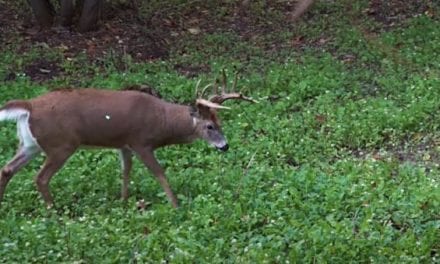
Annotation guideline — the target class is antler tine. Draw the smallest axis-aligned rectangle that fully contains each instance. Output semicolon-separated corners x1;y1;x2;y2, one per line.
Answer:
232;68;239;92
209;93;258;104
221;69;227;94
213;78;219;95
195;79;215;100
194;79;202;97
205;68;258;105
200;84;213;98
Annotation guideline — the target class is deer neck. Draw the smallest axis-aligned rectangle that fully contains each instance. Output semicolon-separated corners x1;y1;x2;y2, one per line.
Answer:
158;103;198;147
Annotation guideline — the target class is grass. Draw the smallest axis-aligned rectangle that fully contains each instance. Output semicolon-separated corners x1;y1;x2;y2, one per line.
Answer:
0;0;439;262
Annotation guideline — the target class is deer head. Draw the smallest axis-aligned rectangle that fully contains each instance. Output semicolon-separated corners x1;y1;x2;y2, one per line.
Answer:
191;69;257;152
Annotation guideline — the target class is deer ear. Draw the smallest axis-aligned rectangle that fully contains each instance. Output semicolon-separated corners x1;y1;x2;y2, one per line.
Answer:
194;102;211;118
189;106;200;118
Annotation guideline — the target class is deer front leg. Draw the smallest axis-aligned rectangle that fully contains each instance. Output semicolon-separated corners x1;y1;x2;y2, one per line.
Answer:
0;147;40;204
132;146;178;208
119;147;132;200
35;148;75;208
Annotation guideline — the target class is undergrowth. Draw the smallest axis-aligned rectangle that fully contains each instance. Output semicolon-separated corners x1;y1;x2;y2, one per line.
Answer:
0;0;439;262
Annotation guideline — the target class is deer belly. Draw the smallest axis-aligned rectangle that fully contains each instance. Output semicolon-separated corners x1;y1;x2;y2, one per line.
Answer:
78;127;132;148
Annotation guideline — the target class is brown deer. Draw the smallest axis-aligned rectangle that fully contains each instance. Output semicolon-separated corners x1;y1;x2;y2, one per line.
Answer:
0;72;256;208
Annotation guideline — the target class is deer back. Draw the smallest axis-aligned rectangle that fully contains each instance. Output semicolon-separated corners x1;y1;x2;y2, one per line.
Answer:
27;89;171;149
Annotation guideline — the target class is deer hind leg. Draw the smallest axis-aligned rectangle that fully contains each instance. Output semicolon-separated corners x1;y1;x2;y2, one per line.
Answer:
35;147;75;208
0;146;40;203
132;146;178;208
119;147;132;200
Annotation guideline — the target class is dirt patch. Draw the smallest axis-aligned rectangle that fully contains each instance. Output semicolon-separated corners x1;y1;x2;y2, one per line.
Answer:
173;63;210;78
0;3;169;63
0;1;303;82
365;0;435;29
23;58;63;82
1;1;437;83
351;135;440;169
1;1;297;61
23;7;169;62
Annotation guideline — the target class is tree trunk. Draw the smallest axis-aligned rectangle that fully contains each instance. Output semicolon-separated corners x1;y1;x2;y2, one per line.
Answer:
28;0;55;28
79;0;102;32
60;0;74;27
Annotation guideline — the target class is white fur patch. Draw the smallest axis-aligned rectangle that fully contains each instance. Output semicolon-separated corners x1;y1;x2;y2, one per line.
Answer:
0;108;41;150
17;113;40;150
119;148;132;172
0;108;28;122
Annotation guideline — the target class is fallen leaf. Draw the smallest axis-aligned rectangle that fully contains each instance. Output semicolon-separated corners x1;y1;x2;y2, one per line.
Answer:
422;154;431;161
372;153;382;160
39;68;51;73
315;114;327;124
188;27;201;35
318;37;331;44
291;36;304;46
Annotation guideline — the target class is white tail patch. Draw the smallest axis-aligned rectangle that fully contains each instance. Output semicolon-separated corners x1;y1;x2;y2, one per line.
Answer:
0;108;41;150
0;108;29;122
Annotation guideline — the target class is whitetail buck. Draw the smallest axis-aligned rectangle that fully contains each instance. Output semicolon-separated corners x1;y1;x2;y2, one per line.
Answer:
0;71;256;208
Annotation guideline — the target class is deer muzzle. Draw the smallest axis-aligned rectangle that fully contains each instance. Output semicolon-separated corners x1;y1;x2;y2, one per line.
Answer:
218;143;229;152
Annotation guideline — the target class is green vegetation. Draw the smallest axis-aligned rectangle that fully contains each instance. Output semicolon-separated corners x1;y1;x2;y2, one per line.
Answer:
0;1;439;262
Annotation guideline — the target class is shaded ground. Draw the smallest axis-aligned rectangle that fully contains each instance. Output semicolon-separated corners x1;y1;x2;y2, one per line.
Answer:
351;135;440;169
23;58;63;82
366;0;435;29
0;3;168;60
1;1;297;82
0;0;436;83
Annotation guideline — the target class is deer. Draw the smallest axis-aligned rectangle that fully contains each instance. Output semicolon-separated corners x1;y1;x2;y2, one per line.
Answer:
0;71;256;208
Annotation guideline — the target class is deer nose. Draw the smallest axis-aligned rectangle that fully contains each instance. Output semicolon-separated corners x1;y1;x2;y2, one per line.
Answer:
219;144;229;152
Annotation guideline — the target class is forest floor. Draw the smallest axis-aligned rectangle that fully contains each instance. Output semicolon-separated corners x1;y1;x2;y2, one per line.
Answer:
0;0;439;262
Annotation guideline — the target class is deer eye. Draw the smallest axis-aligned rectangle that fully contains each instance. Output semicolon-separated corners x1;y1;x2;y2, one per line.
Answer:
207;124;214;130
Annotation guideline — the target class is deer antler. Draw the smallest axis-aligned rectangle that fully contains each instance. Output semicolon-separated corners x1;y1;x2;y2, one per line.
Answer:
195;98;230;109
195;69;257;109
195;79;214;98
209;69;258;105
195;78;230;109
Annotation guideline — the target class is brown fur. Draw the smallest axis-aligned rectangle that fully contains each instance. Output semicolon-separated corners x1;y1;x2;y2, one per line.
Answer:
26;89;195;150
122;84;162;98
0;100;32;112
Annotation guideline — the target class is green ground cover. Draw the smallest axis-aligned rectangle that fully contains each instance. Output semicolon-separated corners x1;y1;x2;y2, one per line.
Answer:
0;1;439;262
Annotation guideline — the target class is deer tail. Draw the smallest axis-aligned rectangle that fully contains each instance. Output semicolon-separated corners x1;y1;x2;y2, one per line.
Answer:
0;100;32;122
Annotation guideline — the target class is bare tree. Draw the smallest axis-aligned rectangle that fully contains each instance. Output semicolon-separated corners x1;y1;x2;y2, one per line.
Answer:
27;0;102;32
